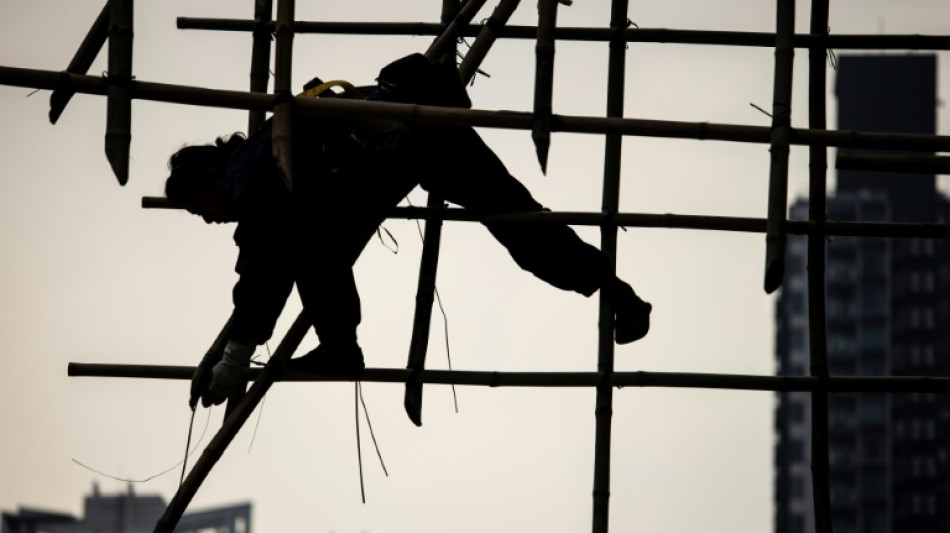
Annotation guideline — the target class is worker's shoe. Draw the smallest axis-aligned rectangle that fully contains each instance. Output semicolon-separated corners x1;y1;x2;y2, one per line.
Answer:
606;278;652;344
286;343;365;375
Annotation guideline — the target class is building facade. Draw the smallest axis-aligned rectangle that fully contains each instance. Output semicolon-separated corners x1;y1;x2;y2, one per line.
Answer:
774;55;950;533
1;483;251;533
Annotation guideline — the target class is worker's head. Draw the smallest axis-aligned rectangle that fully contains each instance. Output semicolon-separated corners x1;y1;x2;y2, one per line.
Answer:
165;134;245;224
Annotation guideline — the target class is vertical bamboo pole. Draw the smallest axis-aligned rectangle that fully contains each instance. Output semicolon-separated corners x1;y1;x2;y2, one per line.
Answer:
806;1;832;531
248;0;273;134
592;1;627;531
764;0;796;294
49;3;110;124
458;0;522;85
272;0;294;190
532;0;557;173
404;0;459;427
153;312;311;533
105;0;133;186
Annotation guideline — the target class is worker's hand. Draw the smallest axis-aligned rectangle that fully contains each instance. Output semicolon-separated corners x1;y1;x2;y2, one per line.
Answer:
200;340;255;408
189;347;225;410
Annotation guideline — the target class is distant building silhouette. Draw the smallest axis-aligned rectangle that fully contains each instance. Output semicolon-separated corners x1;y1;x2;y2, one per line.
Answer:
773;55;950;533
1;483;250;533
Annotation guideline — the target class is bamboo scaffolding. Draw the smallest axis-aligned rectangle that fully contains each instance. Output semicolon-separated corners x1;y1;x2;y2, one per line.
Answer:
532;0;557;173
247;0;273;134
592;2;627;531
836;152;950;174
105;0;133;186
458;0;521;84
140;200;950;238
403;0;457;429
49;2;110;124
7;66;950;152
176;18;950;50
806;1;831;531
67;363;950;393
763;0;795;295
271;0;294;190
153;312;311;533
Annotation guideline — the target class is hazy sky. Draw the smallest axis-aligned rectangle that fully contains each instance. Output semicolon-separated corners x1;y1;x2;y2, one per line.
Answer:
1;1;947;532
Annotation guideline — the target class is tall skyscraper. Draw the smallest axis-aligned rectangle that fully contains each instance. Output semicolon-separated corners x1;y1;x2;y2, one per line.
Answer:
774;55;950;533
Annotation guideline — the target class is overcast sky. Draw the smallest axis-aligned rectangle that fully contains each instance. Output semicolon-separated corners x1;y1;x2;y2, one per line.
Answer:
1;1;948;532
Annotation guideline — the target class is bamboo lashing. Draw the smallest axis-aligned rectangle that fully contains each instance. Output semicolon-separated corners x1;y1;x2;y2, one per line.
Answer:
104;0;133;186
458;0;522;84
806;1;832;531
763;0;795;295
424;0;489;60
49;3;110;124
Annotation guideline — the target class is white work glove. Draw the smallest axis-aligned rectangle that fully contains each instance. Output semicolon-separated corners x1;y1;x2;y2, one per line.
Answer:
201;340;255;407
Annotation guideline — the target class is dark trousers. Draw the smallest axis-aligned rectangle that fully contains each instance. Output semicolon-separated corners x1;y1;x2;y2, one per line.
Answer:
295;125;611;344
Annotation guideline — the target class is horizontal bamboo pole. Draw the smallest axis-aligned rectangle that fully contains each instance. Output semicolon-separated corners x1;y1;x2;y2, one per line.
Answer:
140;200;950;238
836;152;950;174
176;18;950;50
5;65;950;152
67;362;950;393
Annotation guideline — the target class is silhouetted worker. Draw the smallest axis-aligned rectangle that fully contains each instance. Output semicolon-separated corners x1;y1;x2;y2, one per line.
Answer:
167;55;652;409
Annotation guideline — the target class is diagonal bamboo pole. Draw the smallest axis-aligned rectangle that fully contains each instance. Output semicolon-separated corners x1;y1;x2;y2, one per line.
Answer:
271;0;294;190
458;0;522;84
806;1;831;531
425;0;489;59
532;0;558;173
49;2;110;124
403;0;458;428
177;17;950;51
247;0;273;134
68;362;950;393
592;1;627;531
105;0;133;186
153;312;310;533
763;0;795;294
9;65;950;152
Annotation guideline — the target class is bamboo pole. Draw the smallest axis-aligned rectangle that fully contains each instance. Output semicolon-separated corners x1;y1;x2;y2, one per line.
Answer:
458;0;522;84
835;152;950;174
532;0;558;173
153;312;311;533
806;1;831;531
424;0;489;59
592;2;627;531
8;66;950;151
49;2;110;124
763;0;795;294
68;363;950;393
176;18;950;50
105;0;133;186
271;0;294;191
247;0;273;134
141;200;950;238
403;0;460;428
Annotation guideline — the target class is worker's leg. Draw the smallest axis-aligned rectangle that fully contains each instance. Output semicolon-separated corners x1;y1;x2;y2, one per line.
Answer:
416;126;651;343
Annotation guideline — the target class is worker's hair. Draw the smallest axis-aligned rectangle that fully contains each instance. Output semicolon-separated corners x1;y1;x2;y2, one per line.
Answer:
165;133;245;205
